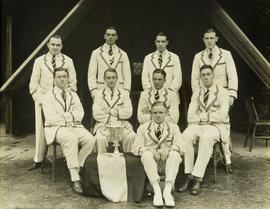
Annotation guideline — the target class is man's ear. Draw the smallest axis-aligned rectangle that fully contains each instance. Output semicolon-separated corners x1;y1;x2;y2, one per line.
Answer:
215;36;219;42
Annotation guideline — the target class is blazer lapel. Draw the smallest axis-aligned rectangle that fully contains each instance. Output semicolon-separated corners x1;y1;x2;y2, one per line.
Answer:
200;50;208;65
198;88;207;111
205;85;219;112
113;46;123;69
147;122;159;144
211;47;222;70
99;45;111;69
52;88;66;112
66;90;73;112
44;53;54;75
150;52;159;69
157;122;170;147
161;52;171;70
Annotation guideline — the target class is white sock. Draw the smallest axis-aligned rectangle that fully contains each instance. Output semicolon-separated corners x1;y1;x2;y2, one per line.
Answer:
152;181;162;196
163;181;173;196
70;168;80;182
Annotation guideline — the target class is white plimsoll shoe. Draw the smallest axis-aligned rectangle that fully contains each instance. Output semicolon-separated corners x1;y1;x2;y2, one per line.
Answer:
163;193;175;207
153;194;164;207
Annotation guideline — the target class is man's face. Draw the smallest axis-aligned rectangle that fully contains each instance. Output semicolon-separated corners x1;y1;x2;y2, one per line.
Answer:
104;29;118;45
152;105;167;124
104;71;118;88
47;37;63;55
152;73;166;90
155;35;168;52
54;70;68;90
203;32;218;50
200;68;214;88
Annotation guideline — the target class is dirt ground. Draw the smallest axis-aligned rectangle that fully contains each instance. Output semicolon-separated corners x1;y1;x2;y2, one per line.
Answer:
0;124;269;209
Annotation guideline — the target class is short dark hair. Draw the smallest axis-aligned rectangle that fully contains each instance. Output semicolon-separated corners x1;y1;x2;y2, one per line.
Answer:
105;26;118;35
204;28;218;36
155;32;168;41
151;101;168;111
48;35;63;43
153;69;166;79
104;68;118;78
199;64;213;72
53;67;69;77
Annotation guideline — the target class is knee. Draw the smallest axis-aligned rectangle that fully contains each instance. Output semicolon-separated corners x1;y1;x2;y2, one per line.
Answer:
168;150;182;161
141;150;153;161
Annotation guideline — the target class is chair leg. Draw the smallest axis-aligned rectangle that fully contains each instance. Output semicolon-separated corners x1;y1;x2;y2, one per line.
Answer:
219;142;229;174
244;124;250;148
41;159;46;174
250;126;256;152
213;144;217;183
52;143;57;182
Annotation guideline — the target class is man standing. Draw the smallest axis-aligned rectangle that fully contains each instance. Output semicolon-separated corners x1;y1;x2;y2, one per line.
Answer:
179;65;230;195
142;32;182;99
28;35;77;170
88;26;131;98
137;69;179;124
92;68;135;153
133;101;184;207
191;28;238;170
42;68;95;194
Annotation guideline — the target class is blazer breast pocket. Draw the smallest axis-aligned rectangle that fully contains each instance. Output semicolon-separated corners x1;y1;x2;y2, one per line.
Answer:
166;65;174;68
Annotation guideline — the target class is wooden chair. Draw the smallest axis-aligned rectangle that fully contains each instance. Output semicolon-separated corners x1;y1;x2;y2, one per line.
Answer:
244;97;270;151
41;141;63;182
213;141;229;183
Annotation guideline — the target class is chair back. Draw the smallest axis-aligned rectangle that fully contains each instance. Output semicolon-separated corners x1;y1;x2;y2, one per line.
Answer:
244;96;258;124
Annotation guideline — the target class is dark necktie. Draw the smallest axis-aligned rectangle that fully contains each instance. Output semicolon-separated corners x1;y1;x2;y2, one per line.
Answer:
111;89;114;100
109;46;114;66
52;55;56;69
61;90;66;110
208;49;213;61
155;90;159;101
155;124;162;140
204;89;209;105
158;54;163;68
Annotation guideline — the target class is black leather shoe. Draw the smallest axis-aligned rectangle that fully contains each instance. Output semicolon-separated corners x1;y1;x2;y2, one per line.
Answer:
27;162;42;171
178;177;193;192
191;180;202;195
226;164;233;174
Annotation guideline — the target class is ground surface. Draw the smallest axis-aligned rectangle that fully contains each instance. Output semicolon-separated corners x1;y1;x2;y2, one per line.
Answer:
0;124;269;209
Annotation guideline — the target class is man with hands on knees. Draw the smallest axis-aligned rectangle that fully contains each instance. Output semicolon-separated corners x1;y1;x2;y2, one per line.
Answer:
42;67;95;195
179;64;230;195
93;68;135;153
133;101;184;207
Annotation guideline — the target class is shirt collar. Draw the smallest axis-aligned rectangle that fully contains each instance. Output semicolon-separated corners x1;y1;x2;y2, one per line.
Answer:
105;86;116;93
153;121;165;130
47;52;61;59
54;85;67;95
154;87;164;94
155;49;168;57
207;45;218;55
203;83;216;93
104;43;117;51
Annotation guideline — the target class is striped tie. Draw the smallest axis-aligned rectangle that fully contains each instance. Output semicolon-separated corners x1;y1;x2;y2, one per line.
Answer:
208;49;213;61
155;90;159;101
204;89;209;105
61;90;66;111
111;89;114;100
52;55;56;69
158;54;162;68
108;46;113;56
155;124;162;140
108;46;114;66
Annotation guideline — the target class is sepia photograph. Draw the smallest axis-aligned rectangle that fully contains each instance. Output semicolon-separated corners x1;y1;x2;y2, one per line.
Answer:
0;0;269;208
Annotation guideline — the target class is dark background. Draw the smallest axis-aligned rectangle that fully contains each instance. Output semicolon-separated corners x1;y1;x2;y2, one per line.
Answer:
1;0;269;135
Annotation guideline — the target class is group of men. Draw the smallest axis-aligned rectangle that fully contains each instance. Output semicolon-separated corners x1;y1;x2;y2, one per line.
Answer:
28;26;238;207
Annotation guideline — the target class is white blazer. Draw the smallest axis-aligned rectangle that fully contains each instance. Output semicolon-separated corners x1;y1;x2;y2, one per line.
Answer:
187;84;230;143
92;87;133;133
142;49;182;92
132;120;185;156
137;87;179;124
87;44;131;97
29;53;77;103
191;46;238;98
42;87;84;145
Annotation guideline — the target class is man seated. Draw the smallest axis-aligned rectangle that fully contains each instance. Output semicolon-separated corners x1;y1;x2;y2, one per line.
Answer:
133;101;184;207
93;68;135;153
42;67;96;195
137;69;179;124
179;64;230;195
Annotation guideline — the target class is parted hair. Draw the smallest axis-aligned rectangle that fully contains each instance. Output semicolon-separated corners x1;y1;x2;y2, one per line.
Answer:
151;101;168;111
53;67;69;77
199;64;213;72
153;69;166;79
155;32;168;40
48;34;63;43
104;68;118;78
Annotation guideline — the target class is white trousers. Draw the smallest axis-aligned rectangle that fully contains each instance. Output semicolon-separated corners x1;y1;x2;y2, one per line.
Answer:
95;130;135;153
33;102;47;163
183;125;220;178
141;150;182;185
56;127;96;181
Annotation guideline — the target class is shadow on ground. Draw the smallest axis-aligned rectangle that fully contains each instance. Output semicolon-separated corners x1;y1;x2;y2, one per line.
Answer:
0;127;269;209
